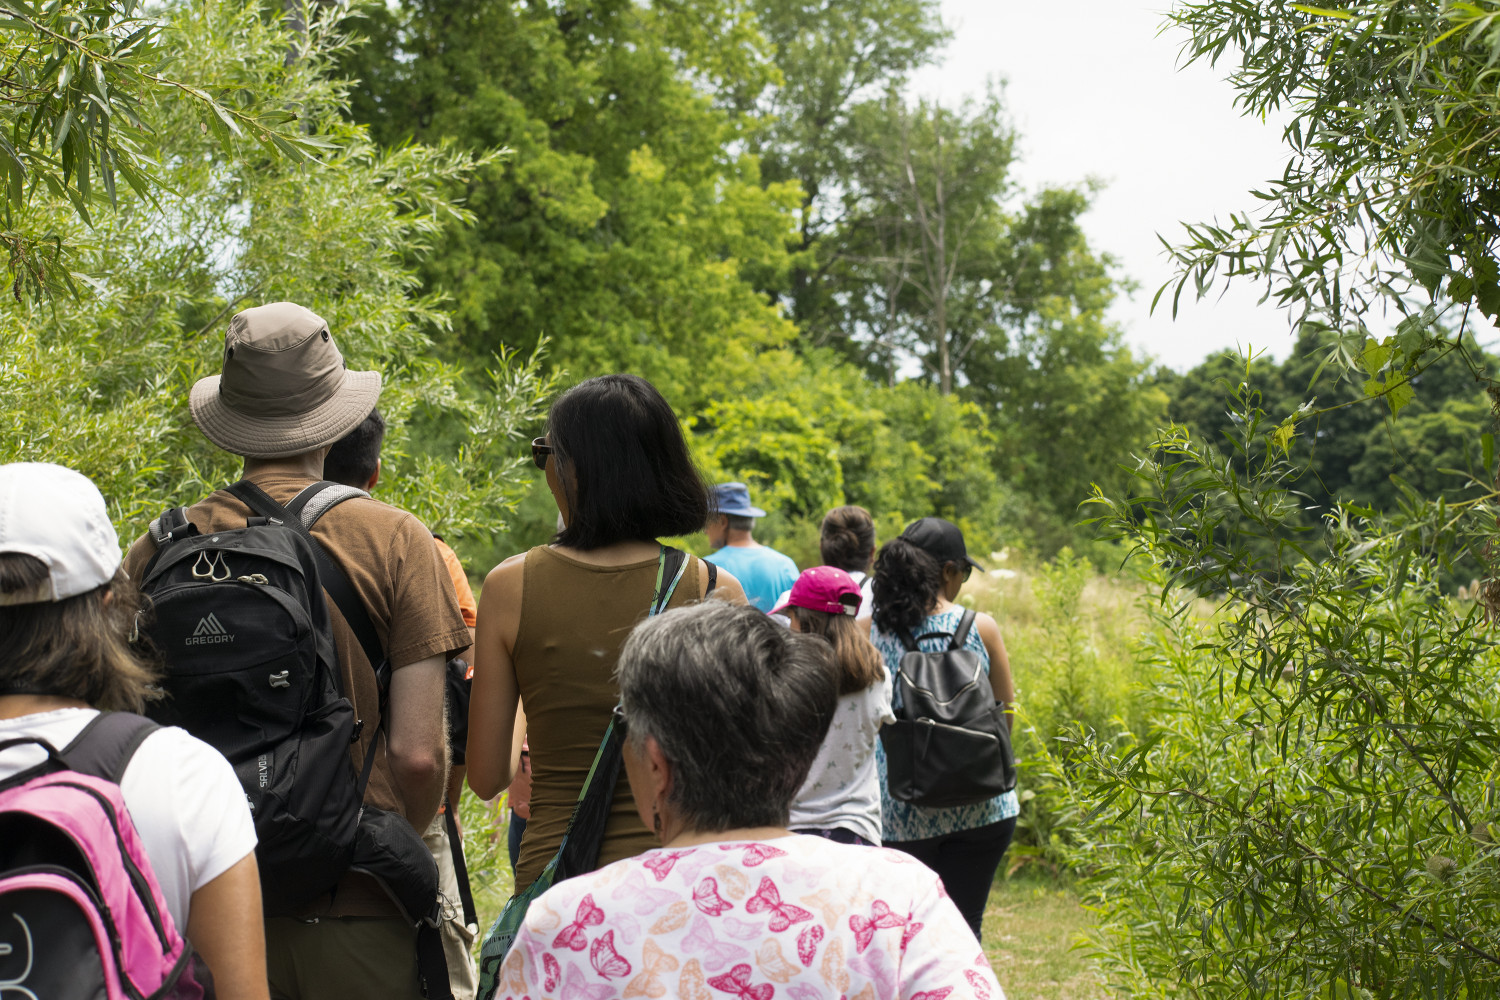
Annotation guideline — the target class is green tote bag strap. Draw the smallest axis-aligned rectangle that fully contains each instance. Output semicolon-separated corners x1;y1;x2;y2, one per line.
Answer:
476;546;690;998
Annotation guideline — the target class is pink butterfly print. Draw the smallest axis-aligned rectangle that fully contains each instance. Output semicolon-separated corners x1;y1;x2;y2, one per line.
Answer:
910;990;953;1000
786;985;821;1000
795;925;823;967
693;877;735;916
671;850;719;885
643;850;692;883
706;963;775;1000
552;894;605;951
847;948;895;997
543;953;562;993
683;916;751;972
721;917;763;941
847;900;907;953
899;921;924;951
561;962;615;1000
745;878;813;933
736;843;788;867
964;970;992;1000
589;930;632;980
611;868;680;916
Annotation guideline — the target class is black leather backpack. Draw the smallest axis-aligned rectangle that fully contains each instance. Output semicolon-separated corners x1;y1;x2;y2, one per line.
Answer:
880;609;1017;808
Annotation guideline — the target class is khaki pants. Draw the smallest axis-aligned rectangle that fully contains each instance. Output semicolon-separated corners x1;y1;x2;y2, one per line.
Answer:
266;916;419;1000
422;811;479;1000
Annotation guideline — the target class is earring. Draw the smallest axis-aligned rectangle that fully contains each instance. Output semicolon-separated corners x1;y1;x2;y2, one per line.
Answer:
652;805;662;837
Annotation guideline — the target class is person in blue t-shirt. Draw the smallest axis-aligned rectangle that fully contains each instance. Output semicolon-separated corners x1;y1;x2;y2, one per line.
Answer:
703;483;799;613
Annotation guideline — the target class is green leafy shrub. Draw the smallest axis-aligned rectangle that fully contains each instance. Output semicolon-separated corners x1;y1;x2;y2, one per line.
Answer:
966;552;1149;875
1053;383;1500;999
0;0;549;544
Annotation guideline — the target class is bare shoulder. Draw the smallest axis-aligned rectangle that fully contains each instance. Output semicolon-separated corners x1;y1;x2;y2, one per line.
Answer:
702;561;747;604
973;610;1003;641
484;550;529;588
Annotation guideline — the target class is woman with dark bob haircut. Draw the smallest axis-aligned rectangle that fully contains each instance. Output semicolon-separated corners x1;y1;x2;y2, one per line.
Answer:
492;601;1006;1000
468;374;747;893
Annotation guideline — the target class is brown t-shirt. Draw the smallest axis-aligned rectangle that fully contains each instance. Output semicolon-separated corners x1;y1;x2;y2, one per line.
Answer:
123;473;470;916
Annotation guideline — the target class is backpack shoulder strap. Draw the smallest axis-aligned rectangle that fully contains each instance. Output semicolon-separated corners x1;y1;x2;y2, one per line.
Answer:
705;560;718;597
60;711;160;785
652;547;689;617
288;482;369;530
895;625;920;653
225;480;387;677
948;609;978;651
147;507;195;546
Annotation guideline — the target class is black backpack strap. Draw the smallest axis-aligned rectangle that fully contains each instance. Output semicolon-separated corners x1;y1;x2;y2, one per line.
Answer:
896;625;920;653
705;561;718;596
147;507;196;546
225;480;387;678
654;547;687;615
444;804;478;927
60;711;160;785
949;609;977;651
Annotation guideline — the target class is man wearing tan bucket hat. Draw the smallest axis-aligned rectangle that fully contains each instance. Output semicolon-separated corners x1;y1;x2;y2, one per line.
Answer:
124;302;470;1000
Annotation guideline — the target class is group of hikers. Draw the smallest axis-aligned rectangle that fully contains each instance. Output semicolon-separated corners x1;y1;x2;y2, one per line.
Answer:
0;302;1017;1000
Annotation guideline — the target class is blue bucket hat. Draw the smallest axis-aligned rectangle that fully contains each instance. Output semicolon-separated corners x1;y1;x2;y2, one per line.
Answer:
710;482;766;518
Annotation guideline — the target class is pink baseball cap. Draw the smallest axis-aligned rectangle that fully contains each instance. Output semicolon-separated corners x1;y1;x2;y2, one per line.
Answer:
772;565;863;617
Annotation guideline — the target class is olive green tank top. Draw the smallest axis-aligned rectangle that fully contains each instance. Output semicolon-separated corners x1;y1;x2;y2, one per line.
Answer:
510;545;702;892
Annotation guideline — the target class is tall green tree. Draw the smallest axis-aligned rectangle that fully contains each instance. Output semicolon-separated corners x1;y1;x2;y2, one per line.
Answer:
740;0;948;334
0;0;549;542
342;0;801;410
1165;0;1500;424
1162;330;1495;515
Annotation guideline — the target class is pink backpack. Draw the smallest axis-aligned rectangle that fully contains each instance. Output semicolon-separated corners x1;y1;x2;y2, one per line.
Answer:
0;712;212;999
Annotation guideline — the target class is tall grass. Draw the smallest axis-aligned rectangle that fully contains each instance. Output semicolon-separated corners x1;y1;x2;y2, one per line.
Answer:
964;549;1151;873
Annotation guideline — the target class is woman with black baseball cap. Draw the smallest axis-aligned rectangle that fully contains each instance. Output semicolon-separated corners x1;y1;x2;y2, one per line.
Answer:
868;517;1017;936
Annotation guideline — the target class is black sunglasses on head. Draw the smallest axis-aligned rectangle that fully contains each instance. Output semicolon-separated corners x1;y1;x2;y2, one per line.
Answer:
531;437;553;470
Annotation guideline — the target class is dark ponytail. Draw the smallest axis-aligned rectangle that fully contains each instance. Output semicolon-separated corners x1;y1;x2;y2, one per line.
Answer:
871;537;943;636
819;506;875;574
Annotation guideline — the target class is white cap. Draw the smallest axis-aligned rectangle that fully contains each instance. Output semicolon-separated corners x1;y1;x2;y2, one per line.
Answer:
0;463;121;605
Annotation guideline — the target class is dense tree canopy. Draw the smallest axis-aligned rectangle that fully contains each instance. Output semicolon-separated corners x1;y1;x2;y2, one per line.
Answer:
341;0;1164;554
1161;331;1494;515
0;0;548;540
343;0;799;411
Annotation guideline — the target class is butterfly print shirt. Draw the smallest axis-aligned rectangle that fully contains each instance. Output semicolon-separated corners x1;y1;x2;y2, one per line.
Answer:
496;836;1006;1000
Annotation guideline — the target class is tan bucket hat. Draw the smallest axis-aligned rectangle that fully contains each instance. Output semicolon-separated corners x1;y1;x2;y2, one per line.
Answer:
189;302;382;459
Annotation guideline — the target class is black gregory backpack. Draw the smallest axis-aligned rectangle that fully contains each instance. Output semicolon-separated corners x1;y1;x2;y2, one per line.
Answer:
136;482;373;916
879;609;1017;808
230;481;453;1000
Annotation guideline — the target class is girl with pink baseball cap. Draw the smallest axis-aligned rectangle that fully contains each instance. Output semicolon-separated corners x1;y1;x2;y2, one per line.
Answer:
772;566;895;846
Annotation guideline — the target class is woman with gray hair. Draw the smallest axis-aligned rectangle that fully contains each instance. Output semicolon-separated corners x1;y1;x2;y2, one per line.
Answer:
493;601;1005;1000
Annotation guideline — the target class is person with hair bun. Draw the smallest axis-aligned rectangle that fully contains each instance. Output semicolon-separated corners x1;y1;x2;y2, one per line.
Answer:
869;517;1017;937
467;374;747;894
770;506;878;619
772;566;894;847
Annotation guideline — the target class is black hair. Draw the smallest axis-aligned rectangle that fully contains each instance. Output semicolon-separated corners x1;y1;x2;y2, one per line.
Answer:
820;505;875;573
324;408;385;488
548;375;709;549
617;601;838;831
725;514;755;532
871;536;945;635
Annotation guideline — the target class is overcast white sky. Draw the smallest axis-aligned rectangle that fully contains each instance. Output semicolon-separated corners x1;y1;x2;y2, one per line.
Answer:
909;0;1295;371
